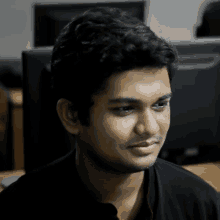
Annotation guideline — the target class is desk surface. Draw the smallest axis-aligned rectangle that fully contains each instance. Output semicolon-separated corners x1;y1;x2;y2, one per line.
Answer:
0;162;220;193
0;170;25;193
182;162;220;192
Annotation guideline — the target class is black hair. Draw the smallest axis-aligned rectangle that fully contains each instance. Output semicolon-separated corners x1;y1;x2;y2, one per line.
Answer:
50;6;178;127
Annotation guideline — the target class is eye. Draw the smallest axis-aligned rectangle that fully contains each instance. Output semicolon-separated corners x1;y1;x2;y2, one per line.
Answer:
111;106;135;116
153;101;170;111
110;101;170;116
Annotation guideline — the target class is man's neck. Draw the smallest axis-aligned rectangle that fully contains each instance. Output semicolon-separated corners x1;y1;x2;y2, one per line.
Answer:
75;148;146;204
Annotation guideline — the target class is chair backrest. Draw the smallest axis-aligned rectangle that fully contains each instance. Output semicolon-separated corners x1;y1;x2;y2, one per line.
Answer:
22;48;74;173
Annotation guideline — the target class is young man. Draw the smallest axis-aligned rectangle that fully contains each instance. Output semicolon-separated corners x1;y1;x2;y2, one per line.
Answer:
0;7;219;220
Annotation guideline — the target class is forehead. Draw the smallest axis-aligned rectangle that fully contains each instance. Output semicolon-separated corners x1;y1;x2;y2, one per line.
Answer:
105;67;171;98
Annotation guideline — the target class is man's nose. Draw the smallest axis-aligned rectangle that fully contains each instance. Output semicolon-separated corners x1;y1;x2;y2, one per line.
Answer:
134;109;160;136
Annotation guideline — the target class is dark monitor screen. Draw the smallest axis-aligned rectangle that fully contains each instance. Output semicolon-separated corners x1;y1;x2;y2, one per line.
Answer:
33;1;148;47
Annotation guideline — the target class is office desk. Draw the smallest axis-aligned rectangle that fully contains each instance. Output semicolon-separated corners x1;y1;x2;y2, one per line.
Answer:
0;162;220;193
0;170;25;193
182;162;220;192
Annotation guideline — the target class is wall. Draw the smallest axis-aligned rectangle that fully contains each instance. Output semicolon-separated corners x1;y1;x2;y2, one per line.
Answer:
148;0;220;41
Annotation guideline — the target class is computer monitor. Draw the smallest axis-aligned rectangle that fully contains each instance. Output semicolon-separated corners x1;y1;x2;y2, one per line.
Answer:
33;1;148;47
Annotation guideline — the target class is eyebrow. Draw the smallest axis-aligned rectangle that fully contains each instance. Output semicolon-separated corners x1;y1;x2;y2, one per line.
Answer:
108;93;172;104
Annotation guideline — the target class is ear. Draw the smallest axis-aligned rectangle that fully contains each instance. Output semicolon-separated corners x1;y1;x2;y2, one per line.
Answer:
56;98;81;135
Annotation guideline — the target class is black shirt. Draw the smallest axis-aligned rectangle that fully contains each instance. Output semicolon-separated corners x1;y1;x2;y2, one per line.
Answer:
0;149;219;220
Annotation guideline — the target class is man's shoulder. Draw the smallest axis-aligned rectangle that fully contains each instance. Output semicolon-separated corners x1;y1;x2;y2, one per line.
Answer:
154;157;219;200
0;150;76;197
0;151;78;218
0;166;55;199
155;157;210;185
152;158;220;219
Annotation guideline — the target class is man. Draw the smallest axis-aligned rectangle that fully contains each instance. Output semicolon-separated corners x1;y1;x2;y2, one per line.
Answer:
0;7;219;220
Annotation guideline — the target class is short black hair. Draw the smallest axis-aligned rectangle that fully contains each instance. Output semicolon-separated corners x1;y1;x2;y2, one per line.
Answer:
50;6;178;127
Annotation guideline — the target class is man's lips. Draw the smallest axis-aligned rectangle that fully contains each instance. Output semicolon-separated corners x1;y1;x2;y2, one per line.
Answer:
127;141;159;156
129;141;158;148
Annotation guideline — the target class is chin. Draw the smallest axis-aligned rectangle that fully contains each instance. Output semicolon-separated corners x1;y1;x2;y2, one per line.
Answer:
112;156;158;173
129;155;158;170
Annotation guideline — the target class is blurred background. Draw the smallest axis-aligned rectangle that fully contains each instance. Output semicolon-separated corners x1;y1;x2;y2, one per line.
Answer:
1;0;220;192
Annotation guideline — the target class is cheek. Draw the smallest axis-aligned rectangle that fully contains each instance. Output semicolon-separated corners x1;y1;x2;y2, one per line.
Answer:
103;115;135;140
158;108;171;133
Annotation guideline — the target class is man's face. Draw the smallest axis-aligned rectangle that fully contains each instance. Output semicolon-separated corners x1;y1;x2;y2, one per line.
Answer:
77;67;172;173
